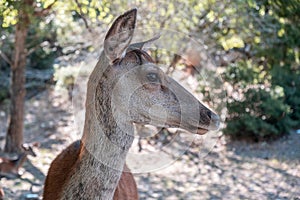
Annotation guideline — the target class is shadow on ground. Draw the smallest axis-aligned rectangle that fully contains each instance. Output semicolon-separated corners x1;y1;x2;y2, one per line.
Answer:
0;89;299;199
0;89;76;199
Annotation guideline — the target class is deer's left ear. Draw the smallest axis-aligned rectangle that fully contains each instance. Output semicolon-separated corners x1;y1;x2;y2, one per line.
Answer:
104;9;137;64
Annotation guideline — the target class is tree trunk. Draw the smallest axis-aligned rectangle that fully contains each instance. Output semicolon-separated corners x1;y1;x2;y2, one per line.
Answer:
4;0;33;153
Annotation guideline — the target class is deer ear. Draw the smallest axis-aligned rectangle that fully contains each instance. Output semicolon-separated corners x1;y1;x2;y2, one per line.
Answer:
104;9;137;63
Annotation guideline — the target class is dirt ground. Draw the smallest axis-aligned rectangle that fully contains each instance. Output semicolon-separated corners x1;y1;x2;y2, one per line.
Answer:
0;88;299;200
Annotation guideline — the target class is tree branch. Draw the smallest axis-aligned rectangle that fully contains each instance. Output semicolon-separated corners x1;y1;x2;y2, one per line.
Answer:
74;0;92;33
34;0;58;17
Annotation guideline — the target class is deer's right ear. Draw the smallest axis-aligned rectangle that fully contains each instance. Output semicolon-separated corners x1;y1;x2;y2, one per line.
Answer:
104;9;137;64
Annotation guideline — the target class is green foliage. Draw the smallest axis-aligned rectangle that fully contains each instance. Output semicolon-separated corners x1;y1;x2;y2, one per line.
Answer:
26;18;58;69
271;66;300;127
0;1;18;27
28;46;57;69
224;86;294;140
220;0;300;140
223;61;296;140
223;61;261;86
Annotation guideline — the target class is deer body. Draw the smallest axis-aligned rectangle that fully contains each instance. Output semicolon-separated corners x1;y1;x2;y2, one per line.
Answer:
44;9;220;200
0;144;36;178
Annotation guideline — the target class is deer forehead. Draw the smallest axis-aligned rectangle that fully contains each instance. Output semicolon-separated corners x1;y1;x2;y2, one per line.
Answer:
113;62;161;79
139;64;162;73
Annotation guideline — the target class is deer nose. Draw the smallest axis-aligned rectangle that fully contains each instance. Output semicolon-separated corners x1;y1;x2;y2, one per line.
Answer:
208;112;220;131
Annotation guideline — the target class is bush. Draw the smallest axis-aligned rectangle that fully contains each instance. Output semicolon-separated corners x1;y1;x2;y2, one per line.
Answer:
271;66;300;128
224;87;294;141
222;61;296;141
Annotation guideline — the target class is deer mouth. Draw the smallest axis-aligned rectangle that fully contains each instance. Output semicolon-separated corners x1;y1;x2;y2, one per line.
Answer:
196;128;209;135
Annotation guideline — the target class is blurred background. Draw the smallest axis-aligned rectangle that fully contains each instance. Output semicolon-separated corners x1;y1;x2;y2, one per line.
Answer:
0;0;299;199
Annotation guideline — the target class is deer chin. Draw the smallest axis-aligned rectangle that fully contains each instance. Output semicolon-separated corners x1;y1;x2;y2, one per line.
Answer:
166;122;210;135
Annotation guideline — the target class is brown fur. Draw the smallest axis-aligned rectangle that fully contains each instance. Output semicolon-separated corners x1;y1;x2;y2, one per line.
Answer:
44;140;138;200
43;141;81;200
113;165;138;200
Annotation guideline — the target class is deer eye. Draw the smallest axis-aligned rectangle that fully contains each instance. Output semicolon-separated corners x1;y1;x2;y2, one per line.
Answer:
146;72;159;82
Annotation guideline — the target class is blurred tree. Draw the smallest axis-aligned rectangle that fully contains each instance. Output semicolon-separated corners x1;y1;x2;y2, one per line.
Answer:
0;0;57;153
0;0;114;153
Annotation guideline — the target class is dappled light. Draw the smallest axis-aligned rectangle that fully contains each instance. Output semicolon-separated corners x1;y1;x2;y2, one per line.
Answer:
0;0;299;199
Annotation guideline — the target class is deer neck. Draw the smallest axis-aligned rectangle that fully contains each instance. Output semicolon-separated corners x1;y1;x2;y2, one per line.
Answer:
63;54;134;199
83;53;135;154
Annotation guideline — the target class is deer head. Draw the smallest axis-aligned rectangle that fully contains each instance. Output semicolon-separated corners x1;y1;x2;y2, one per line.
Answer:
89;9;220;146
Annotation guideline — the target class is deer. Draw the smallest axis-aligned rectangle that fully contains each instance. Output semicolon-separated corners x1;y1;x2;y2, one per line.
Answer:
43;8;220;200
0;143;37;179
